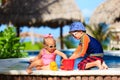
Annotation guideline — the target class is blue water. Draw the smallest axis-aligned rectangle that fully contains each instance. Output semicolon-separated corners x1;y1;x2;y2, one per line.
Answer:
103;55;120;68
27;50;120;69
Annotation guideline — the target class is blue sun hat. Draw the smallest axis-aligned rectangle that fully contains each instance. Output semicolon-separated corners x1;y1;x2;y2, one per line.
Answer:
69;22;86;33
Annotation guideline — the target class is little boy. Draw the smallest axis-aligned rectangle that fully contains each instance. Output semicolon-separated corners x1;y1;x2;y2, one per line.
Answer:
69;22;108;70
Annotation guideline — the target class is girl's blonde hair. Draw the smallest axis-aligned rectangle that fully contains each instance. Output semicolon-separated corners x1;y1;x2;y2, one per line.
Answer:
43;34;56;45
43;37;56;45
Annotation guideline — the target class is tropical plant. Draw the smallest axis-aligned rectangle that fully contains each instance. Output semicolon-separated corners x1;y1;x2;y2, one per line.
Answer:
23;41;44;50
83;22;114;50
0;26;27;59
63;34;79;49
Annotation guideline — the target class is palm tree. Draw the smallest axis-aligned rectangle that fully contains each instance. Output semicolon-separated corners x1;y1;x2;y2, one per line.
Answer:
84;22;114;49
63;34;79;49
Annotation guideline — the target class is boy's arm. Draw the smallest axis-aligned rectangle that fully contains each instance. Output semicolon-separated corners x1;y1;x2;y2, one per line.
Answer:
69;45;82;59
78;35;90;57
55;50;68;59
69;35;90;59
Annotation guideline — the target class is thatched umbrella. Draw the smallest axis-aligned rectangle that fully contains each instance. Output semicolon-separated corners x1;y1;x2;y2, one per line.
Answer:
0;0;84;49
89;0;120;49
90;0;120;26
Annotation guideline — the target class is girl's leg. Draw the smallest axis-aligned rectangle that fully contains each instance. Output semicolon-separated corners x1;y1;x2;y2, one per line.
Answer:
26;59;43;74
41;65;50;70
36;66;42;70
85;60;103;69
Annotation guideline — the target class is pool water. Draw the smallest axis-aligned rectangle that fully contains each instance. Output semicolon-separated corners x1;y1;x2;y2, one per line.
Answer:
27;50;120;69
103;55;120;68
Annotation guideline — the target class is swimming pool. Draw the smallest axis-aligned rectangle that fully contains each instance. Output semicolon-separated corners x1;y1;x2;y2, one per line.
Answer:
0;50;120;79
27;50;120;69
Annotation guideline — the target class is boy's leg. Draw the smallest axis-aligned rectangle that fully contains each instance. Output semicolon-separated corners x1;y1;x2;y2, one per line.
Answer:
78;56;103;70
102;61;108;69
85;60;103;69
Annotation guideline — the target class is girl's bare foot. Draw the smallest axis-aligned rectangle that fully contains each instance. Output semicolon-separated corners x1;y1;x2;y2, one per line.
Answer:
26;68;32;74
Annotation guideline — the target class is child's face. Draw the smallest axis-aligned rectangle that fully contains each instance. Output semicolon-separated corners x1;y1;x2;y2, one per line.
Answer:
44;38;56;53
71;31;83;40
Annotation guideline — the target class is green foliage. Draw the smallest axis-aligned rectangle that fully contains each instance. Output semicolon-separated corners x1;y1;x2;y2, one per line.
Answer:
63;34;78;49
111;47;120;50
0;26;28;59
23;41;44;50
84;22;113;50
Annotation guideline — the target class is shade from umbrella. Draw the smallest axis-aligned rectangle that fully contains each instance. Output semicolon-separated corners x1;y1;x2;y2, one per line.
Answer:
0;0;84;49
90;0;120;26
0;0;84;27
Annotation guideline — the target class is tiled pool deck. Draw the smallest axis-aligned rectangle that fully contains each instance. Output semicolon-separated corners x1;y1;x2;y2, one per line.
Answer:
0;51;120;80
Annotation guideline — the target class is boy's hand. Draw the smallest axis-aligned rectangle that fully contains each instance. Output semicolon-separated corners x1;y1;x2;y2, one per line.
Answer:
69;53;79;59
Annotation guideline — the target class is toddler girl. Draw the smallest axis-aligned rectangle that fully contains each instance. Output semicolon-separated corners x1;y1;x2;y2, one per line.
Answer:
26;34;67;74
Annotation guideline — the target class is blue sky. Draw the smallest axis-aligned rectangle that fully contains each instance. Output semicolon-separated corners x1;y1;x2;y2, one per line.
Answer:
75;0;103;17
0;0;104;40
